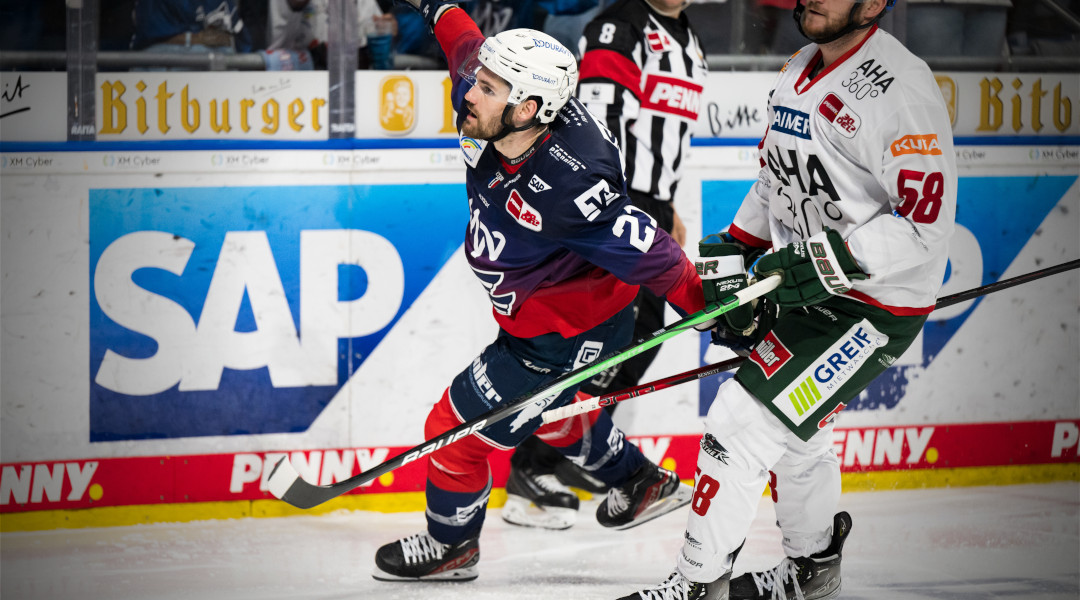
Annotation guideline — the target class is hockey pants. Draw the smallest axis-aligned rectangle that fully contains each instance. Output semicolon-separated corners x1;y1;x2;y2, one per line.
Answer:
423;304;647;545
677;299;927;583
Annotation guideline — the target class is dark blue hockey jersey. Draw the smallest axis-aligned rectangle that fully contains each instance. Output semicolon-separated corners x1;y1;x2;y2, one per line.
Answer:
435;9;702;338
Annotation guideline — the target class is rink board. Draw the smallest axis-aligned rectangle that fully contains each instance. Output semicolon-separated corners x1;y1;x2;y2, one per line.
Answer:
2;69;1079;528
1;143;1076;529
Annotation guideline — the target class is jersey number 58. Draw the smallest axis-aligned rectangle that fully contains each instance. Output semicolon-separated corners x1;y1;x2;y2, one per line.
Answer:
896;169;945;224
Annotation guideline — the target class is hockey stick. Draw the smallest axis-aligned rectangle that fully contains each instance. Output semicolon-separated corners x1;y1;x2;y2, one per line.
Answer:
266;274;782;509
541;258;1080;424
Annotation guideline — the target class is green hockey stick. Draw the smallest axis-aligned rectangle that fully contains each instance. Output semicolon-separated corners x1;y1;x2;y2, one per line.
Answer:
267;274;781;509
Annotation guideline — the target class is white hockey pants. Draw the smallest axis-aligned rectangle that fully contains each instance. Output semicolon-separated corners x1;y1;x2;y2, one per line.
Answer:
676;378;841;583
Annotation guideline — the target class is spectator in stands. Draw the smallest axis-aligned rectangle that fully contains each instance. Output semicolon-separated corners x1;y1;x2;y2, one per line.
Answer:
265;0;396;69
393;5;448;67
468;0;601;52
751;0;804;55
905;0;1012;57
1006;0;1080;57
131;0;252;54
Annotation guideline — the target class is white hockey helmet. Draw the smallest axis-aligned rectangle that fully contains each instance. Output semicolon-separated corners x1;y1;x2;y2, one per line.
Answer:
459;29;579;124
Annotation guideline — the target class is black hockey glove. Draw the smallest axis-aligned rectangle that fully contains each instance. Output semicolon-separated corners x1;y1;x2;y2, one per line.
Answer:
751;227;868;308
695;233;767;354
396;0;461;29
708;298;778;356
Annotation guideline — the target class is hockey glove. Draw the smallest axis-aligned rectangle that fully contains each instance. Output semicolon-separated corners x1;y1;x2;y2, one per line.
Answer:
397;0;461;29
709;298;778;356
695;233;768;354
751;228;868;307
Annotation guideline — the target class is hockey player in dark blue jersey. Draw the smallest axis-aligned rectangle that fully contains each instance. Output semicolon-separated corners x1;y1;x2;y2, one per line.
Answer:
371;0;708;583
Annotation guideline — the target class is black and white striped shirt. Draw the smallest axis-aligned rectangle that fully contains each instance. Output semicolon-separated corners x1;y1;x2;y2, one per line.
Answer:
577;0;708;202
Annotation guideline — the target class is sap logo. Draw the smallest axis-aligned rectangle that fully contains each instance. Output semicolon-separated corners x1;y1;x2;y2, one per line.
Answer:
832;427;934;468
506;189;543;231
528;174;551;193
749;331;793;379
642;75;703;121
93;229;404;396
772;106;812;139
0;462;99;505
230;449;390;492
891;134;942;157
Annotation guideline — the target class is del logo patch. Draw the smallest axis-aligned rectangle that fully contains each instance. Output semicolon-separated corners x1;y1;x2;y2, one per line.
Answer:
750;331;793;379
506;189;542;231
817;93;861;138
646;30;671;53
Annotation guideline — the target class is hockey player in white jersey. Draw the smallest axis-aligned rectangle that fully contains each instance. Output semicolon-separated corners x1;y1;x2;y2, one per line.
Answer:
619;0;956;598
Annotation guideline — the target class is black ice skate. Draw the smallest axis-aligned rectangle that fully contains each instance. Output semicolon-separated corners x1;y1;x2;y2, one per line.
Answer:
729;511;852;600
618;570;730;600
596;462;692;530
555;459;610;494
372;530;479;582
502;465;580;530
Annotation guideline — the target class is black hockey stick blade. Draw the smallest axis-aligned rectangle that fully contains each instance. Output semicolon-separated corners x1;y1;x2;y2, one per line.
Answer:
266;275;780;509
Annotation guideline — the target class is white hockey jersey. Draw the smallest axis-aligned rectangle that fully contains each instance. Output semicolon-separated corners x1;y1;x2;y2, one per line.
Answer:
731;26;956;315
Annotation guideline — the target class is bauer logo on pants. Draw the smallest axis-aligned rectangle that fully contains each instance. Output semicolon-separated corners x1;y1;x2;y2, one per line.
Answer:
773;320;888;426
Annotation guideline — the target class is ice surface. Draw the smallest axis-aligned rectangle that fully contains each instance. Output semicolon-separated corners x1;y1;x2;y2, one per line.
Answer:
2;482;1077;599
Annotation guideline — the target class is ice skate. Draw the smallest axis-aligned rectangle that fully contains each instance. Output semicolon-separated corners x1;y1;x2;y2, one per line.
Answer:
502;465;580;530
729;511;851;600
596;462;692;530
372;530;480;582
554;459;610;494
618;569;730;600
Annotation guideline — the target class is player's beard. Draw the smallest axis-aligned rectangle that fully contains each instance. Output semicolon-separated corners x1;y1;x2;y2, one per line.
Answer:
460;100;505;141
800;1;858;43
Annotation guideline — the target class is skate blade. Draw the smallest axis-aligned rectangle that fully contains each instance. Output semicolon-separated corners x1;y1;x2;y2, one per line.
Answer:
371;565;479;582
501;495;577;530
612;481;693;531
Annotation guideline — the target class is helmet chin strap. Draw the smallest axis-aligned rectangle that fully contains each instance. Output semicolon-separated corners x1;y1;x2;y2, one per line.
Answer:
489;100;541;143
793;0;885;45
